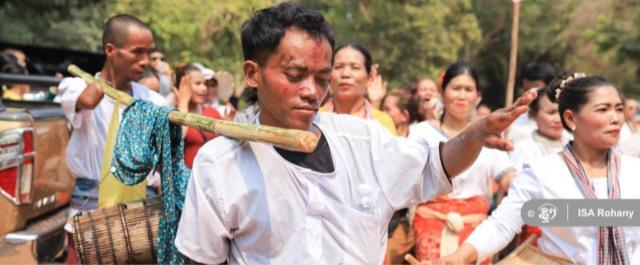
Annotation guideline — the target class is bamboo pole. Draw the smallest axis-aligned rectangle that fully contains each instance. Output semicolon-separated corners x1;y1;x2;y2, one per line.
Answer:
67;65;319;153
505;0;521;106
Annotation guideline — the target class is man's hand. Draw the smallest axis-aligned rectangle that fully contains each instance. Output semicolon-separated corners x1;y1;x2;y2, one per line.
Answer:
427;243;478;265
441;89;537;178
471;89;537;151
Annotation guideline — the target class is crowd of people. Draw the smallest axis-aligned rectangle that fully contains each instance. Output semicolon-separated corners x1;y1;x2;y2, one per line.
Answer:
2;2;640;265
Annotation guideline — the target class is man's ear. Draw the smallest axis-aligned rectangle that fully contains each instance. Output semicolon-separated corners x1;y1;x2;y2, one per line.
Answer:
244;60;260;89
104;43;117;59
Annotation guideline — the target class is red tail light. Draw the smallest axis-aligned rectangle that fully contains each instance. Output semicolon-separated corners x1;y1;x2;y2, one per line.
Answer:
0;167;18;197
0;128;35;204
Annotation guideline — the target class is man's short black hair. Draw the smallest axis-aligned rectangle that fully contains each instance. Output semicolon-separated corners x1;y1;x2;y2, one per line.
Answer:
241;2;335;66
102;14;151;51
522;62;556;85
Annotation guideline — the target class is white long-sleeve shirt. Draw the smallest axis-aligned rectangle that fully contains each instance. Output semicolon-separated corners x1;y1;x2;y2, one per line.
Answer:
175;113;452;265
465;154;640;265
59;77;167;181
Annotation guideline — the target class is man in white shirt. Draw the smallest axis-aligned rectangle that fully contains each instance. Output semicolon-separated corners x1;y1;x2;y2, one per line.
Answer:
507;62;556;143
59;14;166;232
174;3;536;264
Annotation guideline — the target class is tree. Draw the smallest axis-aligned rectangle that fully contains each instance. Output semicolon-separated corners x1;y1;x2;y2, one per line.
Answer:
0;0;105;51
585;0;640;98
4;0;638;100
108;0;276;91
471;0;580;108
305;0;483;89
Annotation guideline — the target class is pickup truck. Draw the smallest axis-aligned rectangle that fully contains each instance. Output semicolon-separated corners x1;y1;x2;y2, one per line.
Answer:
0;74;74;263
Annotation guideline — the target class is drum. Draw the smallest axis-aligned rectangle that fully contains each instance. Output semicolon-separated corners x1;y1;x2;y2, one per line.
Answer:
497;235;573;265
72;197;162;264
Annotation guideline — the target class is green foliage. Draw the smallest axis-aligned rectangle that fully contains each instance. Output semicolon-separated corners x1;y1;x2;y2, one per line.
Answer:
585;15;622;53
587;0;639;59
471;0;580;106
583;0;640;97
107;0;276;86
0;0;105;51
2;0;639;100
307;0;482;89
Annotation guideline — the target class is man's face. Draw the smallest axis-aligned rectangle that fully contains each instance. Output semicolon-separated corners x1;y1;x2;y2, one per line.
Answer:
107;26;154;83
246;27;332;130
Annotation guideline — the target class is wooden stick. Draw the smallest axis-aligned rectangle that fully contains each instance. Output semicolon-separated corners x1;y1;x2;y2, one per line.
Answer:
505;0;521;106
404;254;420;265
67;65;319;153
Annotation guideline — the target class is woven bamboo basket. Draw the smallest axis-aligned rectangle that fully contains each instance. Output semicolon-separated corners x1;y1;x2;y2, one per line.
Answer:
72;197;162;264
497;235;573;265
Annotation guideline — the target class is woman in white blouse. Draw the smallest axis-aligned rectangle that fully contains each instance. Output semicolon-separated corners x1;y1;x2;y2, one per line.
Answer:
442;73;640;265
409;61;514;262
510;87;571;172
508;86;572;247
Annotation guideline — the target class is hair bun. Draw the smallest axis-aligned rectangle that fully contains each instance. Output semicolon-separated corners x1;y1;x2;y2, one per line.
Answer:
555;72;586;101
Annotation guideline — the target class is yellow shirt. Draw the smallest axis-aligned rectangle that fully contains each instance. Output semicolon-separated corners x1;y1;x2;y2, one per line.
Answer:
371;108;398;135
3;89;22;100
320;100;398;136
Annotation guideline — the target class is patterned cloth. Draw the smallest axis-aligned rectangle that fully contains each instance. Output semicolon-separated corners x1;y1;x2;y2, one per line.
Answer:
412;196;490;263
111;99;189;265
561;143;629;265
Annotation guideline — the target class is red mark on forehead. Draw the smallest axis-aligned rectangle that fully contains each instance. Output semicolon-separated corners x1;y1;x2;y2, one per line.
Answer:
310;38;327;59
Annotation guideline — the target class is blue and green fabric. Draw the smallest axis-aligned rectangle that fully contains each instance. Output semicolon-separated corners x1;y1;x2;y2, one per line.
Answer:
111;99;190;265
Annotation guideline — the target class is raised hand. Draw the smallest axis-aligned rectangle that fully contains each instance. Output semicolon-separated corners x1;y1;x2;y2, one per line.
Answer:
472;89;537;151
173;75;192;111
367;64;387;108
441;89;537;178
